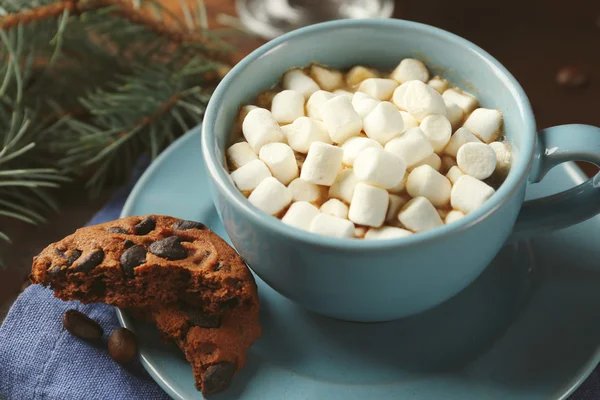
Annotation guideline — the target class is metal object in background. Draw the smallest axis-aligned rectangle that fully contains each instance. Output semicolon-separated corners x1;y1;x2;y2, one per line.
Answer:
236;0;394;39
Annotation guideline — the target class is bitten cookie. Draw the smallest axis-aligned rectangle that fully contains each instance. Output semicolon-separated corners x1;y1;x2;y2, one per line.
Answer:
30;215;261;396
146;300;260;396
30;215;256;314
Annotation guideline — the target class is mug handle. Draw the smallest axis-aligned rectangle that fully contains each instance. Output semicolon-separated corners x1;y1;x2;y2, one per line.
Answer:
510;124;600;241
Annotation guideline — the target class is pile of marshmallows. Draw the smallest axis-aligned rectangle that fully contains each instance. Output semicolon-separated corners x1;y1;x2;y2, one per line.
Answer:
227;59;511;240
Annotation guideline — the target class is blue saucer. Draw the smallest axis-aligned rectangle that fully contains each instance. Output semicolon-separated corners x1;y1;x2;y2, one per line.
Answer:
118;126;600;400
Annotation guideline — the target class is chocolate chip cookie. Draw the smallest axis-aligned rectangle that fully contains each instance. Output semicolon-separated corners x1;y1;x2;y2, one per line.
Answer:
30;215;261;396
30;215;256;314
147;300;260;396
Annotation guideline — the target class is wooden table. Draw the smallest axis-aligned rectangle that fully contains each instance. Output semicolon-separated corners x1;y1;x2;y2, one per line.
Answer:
1;0;599;317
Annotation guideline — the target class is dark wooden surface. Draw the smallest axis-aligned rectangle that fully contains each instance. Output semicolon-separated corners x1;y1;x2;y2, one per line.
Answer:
1;0;599;317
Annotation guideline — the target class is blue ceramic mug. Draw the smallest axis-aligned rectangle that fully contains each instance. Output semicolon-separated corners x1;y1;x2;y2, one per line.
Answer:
202;19;600;322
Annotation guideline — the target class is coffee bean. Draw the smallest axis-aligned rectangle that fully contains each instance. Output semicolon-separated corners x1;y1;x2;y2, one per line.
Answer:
134;217;156;235
63;309;104;340
149;236;187;260
120;245;147;278
108;227;129;234
73;249;104;272
108;327;138;364
173;220;206;231
203;362;236;395
556;66;588;88
186;308;221;328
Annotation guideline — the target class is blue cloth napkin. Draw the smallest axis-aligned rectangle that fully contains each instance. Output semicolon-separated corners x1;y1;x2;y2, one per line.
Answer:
1;162;599;400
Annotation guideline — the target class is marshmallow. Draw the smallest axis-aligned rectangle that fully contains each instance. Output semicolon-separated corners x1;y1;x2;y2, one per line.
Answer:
346;66;378;86
237;105;258;127
230;159;272;192
446;166;465;184
333;89;354;100
288;178;326;203
242;108;285;152
403;80;447;122
362;101;405;144
320;95;363;143
309;213;355;238
306;90;336;120
391;81;411;110
352;92;380;118
282;69;320;99
354;226;367;238
428;76;449;94
445;100;464;130
400;111;418;133
388;174;407;194
442;89;478;114
259;142;299;185
354;147;406;189
441;155;457;172
463;108;503;143
445;210;465;224
406;165;452;207
456;142;497;180
365;226;413;240
300;142;344;185
357;78;398;101
398;196;444;232
282;201;320;230
287;117;332;153
271;90;305;124
443;127;482;157
384;127;434;167
450;175;495;214
248;177;292;215
329;169;358;203
386;194;408;223
341;136;383;166
348;182;389;227
489;141;511;173
411;153;442;171
320;198;349;219
420;114;452;152
227;142;258;170
310;65;343;91
390;58;430;83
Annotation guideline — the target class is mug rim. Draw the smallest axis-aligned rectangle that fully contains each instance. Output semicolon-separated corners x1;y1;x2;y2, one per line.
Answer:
202;18;535;250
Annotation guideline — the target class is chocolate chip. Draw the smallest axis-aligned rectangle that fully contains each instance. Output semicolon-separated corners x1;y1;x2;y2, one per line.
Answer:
108;327;138;364
213;263;224;271
134;217;156;235
73;249;104;272
203;362;237;395
56;249;82;266
149;236;187;260
556;66;588;88
120;245;147;278
108;227;129;234
186;308;221;328
63;309;104;340
173;220;206;230
123;240;135;248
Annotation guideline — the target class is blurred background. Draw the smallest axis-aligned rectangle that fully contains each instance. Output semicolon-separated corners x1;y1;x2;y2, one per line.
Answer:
1;0;599;319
